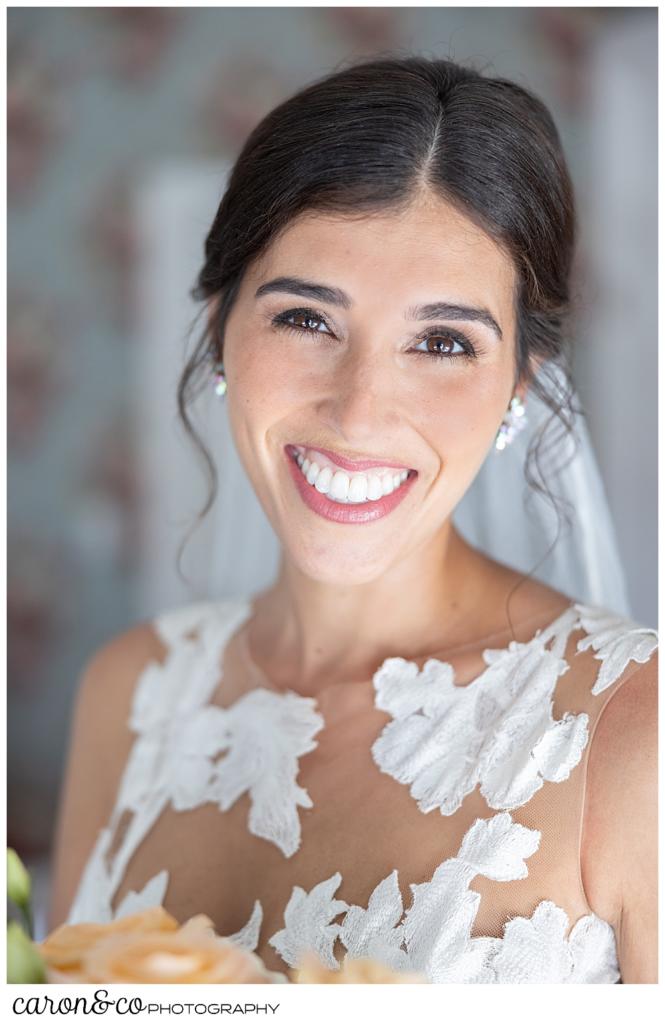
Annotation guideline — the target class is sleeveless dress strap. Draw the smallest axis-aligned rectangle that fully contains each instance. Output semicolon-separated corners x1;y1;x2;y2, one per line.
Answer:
154;596;253;650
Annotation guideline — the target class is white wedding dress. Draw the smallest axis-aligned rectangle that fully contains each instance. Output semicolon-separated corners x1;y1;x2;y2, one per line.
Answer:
65;594;657;983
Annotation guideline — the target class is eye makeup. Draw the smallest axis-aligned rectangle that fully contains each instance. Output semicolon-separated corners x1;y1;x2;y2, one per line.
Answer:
268;306;482;363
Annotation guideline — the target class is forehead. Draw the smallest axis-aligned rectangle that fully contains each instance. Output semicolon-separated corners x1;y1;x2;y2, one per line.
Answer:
246;193;517;320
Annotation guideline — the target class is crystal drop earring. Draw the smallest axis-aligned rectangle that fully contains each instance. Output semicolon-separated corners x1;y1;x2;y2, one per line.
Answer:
495;394;527;451
212;360;227;398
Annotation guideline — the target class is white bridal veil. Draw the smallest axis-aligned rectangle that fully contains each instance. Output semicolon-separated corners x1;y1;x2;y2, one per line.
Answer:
453;363;631;616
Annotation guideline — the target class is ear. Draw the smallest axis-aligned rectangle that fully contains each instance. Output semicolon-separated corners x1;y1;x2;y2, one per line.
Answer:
514;353;544;403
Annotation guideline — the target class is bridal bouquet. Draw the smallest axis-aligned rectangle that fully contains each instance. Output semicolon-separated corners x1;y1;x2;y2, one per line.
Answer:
7;849;424;985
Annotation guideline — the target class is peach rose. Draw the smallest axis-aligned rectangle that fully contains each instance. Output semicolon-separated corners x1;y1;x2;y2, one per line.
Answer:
292;952;426;984
39;906;180;982
41;910;286;984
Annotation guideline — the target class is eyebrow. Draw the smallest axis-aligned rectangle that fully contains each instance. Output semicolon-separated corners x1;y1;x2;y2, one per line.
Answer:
254;275;503;341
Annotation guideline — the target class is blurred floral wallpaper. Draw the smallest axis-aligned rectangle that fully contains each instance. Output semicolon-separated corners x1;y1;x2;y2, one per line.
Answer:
6;6;656;939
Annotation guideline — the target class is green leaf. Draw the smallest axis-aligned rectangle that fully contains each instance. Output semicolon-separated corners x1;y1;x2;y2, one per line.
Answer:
7;849;31;910
7;922;47;984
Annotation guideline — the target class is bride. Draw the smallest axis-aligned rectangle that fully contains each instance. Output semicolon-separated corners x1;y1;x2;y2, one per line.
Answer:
48;55;657;983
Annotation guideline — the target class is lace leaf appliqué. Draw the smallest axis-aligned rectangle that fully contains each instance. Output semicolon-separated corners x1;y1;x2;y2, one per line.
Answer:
66;600;323;928
269;873;349;970
401;812;539;982
371;639;588;815
266;813;533;981
113;869;170;921
267;812;619;983
338;870;409;971
574;604;658;694
489;900;619;983
225;900;263;952
207;688;324;857
119;682;323;858
145;598;326;857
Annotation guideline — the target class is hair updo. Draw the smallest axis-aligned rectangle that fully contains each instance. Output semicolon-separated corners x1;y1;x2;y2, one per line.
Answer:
177;54;579;583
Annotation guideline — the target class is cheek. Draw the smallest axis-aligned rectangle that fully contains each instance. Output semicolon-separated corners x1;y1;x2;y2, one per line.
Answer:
226;342;290;433
224;339;312;478
407;372;510;455
230;336;313;406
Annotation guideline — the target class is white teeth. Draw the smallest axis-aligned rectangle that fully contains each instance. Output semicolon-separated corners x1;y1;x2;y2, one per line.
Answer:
292;447;412;504
348;474;368;502
366;475;383;501
314;466;333;493
330;470;350;500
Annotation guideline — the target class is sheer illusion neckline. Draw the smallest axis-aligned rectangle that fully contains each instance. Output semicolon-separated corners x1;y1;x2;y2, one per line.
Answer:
65;593;658;982
232;597;578;696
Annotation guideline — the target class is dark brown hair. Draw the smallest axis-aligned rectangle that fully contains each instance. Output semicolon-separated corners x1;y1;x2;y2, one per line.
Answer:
177;54;580;602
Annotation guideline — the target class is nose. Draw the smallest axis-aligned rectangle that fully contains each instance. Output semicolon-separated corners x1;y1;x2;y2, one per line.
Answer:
314;343;401;439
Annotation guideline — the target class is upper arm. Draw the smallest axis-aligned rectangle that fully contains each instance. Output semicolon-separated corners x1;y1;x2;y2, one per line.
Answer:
47;621;166;933
581;650;658;983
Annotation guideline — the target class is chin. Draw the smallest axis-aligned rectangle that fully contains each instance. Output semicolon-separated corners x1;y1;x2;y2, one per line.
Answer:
285;538;394;587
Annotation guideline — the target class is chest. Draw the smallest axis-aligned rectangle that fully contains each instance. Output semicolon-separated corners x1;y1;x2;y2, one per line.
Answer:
107;685;586;975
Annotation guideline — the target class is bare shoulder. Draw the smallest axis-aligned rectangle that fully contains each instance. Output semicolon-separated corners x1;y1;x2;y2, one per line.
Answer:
75;612;181;796
580;648;658;981
79;618;167;709
48;616;167;930
67;594;229;778
584;649;657;824
72;619;167;756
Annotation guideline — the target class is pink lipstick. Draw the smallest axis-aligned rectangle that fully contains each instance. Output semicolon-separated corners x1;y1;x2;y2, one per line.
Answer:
284;446;418;525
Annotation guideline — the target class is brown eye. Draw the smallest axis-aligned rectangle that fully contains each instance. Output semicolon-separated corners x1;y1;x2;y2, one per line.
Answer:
411;329;477;362
425;335;457;356
293;312;316;330
274;308;331;334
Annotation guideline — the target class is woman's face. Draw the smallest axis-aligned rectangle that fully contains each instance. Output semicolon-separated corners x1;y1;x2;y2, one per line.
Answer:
221;192;522;584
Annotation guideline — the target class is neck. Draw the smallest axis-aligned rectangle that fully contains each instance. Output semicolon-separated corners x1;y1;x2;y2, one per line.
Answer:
247;522;499;696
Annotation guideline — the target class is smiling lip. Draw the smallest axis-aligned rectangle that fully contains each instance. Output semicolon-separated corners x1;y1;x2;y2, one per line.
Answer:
289;443;412;473
284;447;418;525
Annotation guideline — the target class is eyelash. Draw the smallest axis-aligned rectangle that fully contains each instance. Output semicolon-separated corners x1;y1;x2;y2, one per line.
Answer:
269;307;478;362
